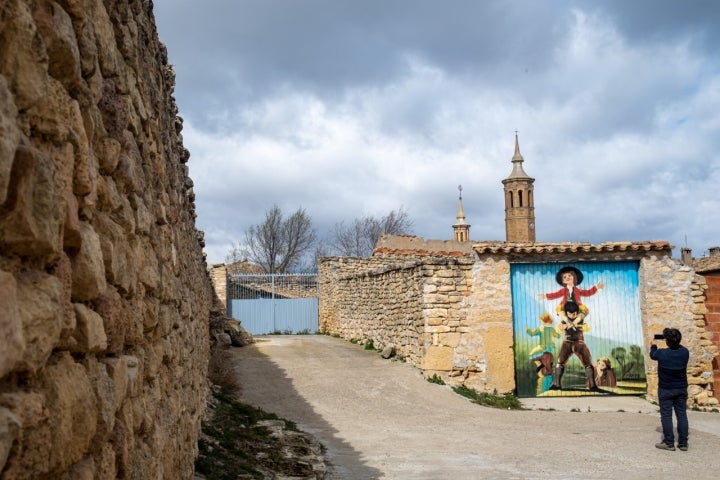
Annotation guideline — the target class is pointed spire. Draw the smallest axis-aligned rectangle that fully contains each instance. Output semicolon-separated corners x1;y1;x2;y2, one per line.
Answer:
455;185;467;225
507;132;531;180
512;132;523;161
453;185;470;242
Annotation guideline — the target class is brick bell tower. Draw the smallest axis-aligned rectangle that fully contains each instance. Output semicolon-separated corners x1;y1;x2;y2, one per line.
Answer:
502;133;536;242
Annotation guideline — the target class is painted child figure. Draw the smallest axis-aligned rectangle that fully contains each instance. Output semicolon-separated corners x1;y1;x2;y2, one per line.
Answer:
539;266;604;329
526;312;561;357
527;312;562;393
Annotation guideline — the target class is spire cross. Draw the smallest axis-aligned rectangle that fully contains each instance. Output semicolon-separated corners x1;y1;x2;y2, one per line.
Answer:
458;184;463;200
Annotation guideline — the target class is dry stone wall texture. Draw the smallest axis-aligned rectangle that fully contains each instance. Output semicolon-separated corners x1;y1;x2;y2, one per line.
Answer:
0;1;212;478
319;254;475;374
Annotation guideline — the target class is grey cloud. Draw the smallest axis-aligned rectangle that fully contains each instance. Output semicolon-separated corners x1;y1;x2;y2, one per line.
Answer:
154;1;720;264
597;0;720;49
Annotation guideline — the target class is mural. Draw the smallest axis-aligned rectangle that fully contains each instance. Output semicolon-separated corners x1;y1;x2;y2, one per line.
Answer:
512;262;646;397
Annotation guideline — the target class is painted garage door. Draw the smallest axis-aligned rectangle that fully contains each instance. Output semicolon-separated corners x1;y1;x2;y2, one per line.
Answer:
511;261;646;398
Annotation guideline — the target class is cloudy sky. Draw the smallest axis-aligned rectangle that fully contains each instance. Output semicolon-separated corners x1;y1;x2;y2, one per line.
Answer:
152;0;719;265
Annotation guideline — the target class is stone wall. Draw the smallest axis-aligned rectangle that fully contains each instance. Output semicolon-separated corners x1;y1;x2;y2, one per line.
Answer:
319;237;718;406
209;263;228;311
641;255;717;405
1;1;212;478
321;256;476;366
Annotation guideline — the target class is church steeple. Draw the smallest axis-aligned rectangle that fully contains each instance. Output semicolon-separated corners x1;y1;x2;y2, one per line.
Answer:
453;185;471;242
502;133;536;242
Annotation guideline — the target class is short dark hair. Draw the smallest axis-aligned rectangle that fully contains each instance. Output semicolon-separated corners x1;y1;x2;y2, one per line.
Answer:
663;328;682;348
564;301;580;314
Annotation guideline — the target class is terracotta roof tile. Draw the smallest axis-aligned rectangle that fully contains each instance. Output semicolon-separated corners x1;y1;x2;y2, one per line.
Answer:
472;240;673;255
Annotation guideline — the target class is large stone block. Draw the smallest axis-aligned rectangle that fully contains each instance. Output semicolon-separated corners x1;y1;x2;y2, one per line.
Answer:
72;303;108;353
0;391;52;478
0;76;21;205
483;325;515;393
0;407;20;472
0;1;47;110
0;146;62;256
85;358;116;446
71;221;107;301
42;353;97;473
422;346;453;371
33;0;82;92
0;271;24;378
16;271;63;373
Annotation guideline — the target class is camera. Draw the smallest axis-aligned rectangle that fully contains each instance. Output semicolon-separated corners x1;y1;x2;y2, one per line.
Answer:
653;334;665;340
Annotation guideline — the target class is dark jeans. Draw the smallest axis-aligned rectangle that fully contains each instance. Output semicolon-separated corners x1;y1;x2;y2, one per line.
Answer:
658;387;689;445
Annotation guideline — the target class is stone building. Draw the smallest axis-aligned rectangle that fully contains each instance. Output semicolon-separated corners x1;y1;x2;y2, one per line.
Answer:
318;137;718;407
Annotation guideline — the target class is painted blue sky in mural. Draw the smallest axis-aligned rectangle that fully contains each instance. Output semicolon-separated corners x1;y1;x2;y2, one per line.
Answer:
512;262;643;345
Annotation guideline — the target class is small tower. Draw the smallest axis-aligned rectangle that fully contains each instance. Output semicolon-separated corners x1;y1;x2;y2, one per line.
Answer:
453;185;471;242
681;247;693;266
502;133;536;242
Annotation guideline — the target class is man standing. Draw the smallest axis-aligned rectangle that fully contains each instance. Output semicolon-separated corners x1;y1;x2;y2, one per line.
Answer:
650;328;689;451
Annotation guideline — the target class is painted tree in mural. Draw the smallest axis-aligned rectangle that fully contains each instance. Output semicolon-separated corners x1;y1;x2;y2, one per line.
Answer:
611;347;627;380
621;345;645;379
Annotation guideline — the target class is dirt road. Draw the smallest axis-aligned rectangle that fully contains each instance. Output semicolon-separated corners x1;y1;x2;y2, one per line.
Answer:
232;335;719;479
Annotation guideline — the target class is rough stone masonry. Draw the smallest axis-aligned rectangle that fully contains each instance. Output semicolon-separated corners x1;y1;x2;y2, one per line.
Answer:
1;1;213;478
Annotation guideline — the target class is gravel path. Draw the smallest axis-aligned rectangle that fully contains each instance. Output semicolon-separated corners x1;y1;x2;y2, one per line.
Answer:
232;335;720;479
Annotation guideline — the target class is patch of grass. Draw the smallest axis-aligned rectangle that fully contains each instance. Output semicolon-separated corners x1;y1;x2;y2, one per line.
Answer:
364;339;375;350
196;390;313;480
452;385;523;410
198;343;325;478
427;374;445;385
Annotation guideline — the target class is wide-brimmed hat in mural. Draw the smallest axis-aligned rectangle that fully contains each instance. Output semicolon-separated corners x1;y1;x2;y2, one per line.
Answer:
555;266;583;285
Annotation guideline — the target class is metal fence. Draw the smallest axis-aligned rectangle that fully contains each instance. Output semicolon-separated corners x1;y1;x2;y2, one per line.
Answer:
227;273;318;335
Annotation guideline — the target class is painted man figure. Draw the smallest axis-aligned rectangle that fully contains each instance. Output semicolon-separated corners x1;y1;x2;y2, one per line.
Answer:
549;301;599;391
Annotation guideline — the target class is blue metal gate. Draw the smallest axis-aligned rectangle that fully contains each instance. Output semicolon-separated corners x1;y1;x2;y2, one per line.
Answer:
227;274;318;335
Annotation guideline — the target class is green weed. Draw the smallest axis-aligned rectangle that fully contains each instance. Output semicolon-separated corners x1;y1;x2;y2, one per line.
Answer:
452;385;523;410
196;391;307;479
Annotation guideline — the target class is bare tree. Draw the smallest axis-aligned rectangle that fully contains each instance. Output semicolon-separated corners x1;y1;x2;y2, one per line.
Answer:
329;207;413;257
229;205;316;273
